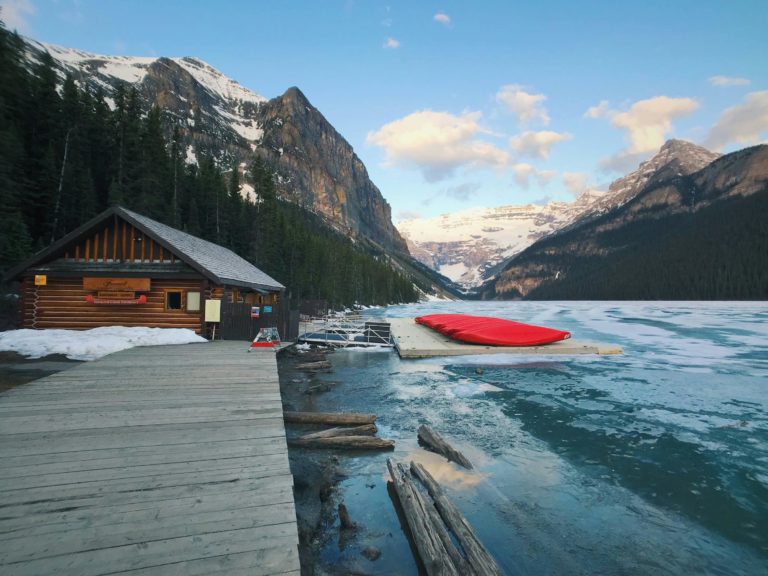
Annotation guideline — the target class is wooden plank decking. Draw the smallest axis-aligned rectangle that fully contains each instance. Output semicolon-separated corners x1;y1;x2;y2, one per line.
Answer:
0;342;299;576
389;317;623;358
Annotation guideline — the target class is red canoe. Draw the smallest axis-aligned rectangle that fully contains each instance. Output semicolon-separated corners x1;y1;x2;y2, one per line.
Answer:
415;313;571;347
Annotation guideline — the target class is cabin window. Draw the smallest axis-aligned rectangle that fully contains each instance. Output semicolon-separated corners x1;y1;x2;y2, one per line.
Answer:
165;291;183;310
187;291;201;312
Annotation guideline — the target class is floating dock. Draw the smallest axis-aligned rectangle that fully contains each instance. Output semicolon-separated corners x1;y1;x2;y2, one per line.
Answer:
389;317;623;358
0;342;299;576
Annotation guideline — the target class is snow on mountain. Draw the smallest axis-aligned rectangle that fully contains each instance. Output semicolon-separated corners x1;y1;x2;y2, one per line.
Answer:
21;37;409;255
25;39;268;149
574;139;720;224
399;140;721;291
398;191;604;289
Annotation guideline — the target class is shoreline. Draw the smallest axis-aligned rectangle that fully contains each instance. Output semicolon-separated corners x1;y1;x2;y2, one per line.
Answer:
277;345;396;575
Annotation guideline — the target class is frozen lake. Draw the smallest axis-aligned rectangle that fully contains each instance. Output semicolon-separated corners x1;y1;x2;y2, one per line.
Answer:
303;301;768;574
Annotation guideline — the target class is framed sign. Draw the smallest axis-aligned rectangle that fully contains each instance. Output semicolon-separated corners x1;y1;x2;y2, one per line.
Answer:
83;277;150;291
263;305;273;313
251;306;260;318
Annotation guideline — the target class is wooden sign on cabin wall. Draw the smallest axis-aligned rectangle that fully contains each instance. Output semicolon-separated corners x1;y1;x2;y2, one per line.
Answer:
83;277;150;292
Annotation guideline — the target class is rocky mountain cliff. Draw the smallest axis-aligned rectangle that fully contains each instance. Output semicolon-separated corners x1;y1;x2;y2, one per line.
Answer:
25;39;408;254
481;142;768;300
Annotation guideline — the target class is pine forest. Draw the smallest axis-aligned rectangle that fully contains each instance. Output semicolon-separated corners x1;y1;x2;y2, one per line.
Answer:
0;21;418;307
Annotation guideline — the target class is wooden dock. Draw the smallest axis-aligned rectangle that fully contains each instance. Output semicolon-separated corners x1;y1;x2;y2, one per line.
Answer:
0;342;299;576
389;317;623;358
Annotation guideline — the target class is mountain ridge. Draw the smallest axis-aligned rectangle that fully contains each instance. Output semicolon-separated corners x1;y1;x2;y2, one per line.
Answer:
399;139;724;291
24;38;409;255
481;143;768;300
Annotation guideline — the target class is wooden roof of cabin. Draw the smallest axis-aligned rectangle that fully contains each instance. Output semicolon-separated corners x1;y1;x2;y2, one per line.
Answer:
5;206;285;293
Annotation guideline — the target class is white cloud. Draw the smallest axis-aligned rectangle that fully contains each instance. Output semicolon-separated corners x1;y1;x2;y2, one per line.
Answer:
708;75;750;88
0;0;36;32
434;12;450;26
443;181;480;200
367;110;509;181
512;163;535;188
510;130;572;159
584;99;610;119
537;170;556;185
383;37;400;49
496;84;550;127
512;163;556;189
705;91;768;150
562;172;589;196
396;210;423;222
588;96;699;172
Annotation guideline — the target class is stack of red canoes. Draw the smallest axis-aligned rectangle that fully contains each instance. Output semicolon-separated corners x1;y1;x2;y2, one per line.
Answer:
415;313;571;347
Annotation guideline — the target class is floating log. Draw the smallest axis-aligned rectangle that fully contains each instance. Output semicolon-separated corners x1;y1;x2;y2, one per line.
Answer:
417;425;473;469
301;424;378;440
305;381;339;394
283;411;376;425
296;360;332;371
289;436;394;450
386;458;463;576
411;462;502;576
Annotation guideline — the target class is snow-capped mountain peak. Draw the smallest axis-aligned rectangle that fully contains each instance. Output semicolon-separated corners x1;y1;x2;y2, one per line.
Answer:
26;39;267;117
397;195;601;289
399;139;720;290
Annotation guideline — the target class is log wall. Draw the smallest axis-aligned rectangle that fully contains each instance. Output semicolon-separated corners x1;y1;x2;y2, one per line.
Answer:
22;277;208;333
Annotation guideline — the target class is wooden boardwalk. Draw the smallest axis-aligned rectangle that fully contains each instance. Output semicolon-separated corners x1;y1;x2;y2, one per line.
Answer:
0;342;299;576
389;317;623;358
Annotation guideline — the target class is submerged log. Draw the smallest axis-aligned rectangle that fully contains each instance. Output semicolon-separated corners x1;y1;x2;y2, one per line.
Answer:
411;462;502;576
338;503;355;530
296;360;332;371
386;458;463;576
417;425;473;469
283;411;376;425
289;435;394;450
301;424;378;440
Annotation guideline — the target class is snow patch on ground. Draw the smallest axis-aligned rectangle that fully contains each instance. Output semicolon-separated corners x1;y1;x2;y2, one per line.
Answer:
0;327;206;361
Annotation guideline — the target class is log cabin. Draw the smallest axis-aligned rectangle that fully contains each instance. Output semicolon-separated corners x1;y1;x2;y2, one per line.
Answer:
4;206;284;337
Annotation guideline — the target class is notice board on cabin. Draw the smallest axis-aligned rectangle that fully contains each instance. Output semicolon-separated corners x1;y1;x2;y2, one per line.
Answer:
205;299;221;323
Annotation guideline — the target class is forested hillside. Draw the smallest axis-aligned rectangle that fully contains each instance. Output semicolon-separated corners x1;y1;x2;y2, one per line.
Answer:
0;21;416;307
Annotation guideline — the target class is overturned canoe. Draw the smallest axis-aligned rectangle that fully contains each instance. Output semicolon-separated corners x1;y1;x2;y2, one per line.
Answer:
415;313;571;347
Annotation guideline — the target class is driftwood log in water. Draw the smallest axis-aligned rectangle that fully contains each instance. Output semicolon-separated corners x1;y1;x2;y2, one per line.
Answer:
300;424;378;440
417;425;473;469
289;435;394;450
411;462;502;575
338;503;355;530
295;360;332;371
284;411;376;425
386;459;463;576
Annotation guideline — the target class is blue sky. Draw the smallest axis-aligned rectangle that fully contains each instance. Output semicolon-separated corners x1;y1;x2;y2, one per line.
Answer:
3;0;767;221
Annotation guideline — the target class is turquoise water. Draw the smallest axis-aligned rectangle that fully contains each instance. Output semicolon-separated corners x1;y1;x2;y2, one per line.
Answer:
310;302;768;575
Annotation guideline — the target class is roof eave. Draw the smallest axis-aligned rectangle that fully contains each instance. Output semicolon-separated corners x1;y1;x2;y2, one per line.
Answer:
3;206;122;282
